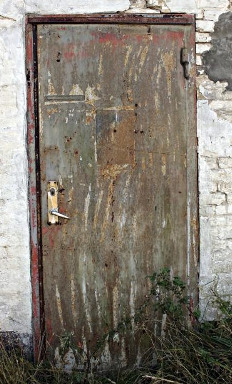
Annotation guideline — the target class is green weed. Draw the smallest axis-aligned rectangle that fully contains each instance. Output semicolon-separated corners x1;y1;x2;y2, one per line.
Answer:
0;269;232;383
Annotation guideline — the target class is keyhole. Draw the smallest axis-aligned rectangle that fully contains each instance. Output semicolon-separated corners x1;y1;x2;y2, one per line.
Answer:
50;188;56;196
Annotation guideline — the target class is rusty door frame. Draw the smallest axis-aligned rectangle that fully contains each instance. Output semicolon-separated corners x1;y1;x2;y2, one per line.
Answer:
26;13;197;360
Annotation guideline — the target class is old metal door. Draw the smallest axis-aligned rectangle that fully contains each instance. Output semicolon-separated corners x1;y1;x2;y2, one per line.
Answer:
36;17;197;367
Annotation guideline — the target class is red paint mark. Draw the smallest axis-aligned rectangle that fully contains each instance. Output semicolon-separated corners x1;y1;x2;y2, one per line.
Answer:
42;227;49;235
30;186;36;194
98;32;125;50
63;43;75;59
26;34;33;63
136;34;151;43
49;234;54;248
28;127;34;145
152;30;184;45
42;226;60;248
31;206;36;228
44;225;60;248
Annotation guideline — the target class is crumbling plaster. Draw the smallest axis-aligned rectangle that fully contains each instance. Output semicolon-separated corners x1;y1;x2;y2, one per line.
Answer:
0;0;231;340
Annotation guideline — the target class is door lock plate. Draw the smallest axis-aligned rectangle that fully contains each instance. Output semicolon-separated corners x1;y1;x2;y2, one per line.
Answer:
48;181;59;224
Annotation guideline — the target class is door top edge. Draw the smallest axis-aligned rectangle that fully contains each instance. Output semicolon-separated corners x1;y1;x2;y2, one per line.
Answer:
26;13;195;25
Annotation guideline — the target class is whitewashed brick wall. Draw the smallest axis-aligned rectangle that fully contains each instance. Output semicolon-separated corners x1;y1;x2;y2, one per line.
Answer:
0;0;231;341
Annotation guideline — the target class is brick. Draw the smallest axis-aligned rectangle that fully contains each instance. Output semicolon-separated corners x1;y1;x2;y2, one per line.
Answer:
163;0;197;13
213;259;232;274
196;20;215;33
196;55;203;66
218;157;232;168
198;0;228;8
196;43;212;54
215;205;229;215
227;194;232;204
203;157;218;170
130;0;145;7
196;32;212;43
200;205;216;217
204;9;224;22
201;192;226;206
218;182;232;194
196;9;204;19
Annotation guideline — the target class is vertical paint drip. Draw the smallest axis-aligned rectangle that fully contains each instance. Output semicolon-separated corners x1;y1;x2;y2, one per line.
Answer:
101;180;114;242
120;337;127;367
94;190;104;229
113;283;119;329
82;272;93;334
84;184;91;231
56;284;64;328
161;154;166;176
129;280;136;331
70;274;78;325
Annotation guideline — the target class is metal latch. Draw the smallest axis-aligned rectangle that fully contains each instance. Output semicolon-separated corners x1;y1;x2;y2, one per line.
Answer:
47;181;69;224
181;48;190;80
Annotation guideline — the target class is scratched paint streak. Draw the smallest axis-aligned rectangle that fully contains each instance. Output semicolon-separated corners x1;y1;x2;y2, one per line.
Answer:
142;157;146;170
81;329;88;355
47;70;56;95
70;274;78;325
94;140;98;163
84;184;91;231
128;52;136;83
100;180;114;242
120;211;126;231
162;50;175;97
120;337;127;367
82;263;93;334
68;186;74;203
94;287;102;324
129;280;136;330
117;173;132;238
113;283;119;329
56;284;64;328
124;45;133;67
139;46;149;73
39;96;43;137
98;54;103;75
162;154;167;176
136;45;143;59
149;152;153;167
132;214;137;241
94;190;104;229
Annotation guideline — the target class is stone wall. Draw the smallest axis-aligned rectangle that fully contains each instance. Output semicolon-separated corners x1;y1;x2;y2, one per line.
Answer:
0;0;231;344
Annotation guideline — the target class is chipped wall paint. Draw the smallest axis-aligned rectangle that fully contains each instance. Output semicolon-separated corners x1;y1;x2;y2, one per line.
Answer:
0;0;232;346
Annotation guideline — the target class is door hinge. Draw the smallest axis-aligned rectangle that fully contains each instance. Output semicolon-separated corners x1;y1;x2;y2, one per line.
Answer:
181;48;190;80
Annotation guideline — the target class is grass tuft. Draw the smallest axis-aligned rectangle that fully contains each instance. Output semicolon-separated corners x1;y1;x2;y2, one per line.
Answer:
1;270;232;383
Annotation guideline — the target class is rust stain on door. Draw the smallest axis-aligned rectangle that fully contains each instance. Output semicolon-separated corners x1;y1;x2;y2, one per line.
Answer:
37;22;197;368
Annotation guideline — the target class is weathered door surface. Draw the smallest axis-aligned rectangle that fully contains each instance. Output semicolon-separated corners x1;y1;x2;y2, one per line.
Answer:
37;21;197;367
